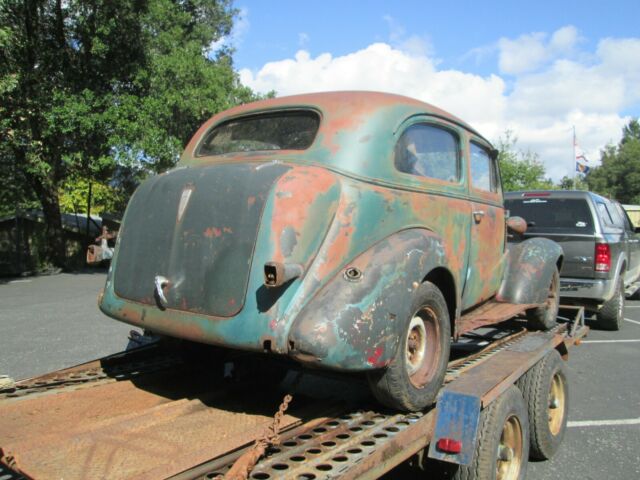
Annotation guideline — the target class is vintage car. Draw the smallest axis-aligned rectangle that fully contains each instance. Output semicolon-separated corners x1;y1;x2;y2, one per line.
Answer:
99;91;562;411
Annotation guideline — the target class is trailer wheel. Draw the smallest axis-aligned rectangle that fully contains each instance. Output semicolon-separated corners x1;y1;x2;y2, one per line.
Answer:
516;350;568;460
367;281;450;412
597;277;624;330
449;386;529;480
526;267;559;330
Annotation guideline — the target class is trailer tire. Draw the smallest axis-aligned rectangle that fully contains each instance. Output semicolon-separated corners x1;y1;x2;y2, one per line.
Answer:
516;350;568;460
450;386;529;480
597;277;624;331
367;281;450;412
526;267;560;331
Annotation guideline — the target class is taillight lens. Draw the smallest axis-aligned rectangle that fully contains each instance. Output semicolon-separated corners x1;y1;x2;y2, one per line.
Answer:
595;243;611;272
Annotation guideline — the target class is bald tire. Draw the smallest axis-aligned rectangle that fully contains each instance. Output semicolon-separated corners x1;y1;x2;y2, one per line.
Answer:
597;277;624;331
516;350;568;460
366;281;450;412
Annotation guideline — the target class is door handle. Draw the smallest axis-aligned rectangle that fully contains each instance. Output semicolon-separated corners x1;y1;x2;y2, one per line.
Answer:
473;210;485;223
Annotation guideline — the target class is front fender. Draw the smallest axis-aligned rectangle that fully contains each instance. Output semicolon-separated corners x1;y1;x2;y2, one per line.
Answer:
497;237;563;305
288;229;452;371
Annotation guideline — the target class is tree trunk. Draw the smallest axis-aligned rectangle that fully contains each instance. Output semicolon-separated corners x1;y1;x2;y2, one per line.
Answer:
26;166;67;270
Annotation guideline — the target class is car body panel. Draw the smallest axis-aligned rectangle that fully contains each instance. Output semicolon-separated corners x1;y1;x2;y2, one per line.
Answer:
100;92;556;372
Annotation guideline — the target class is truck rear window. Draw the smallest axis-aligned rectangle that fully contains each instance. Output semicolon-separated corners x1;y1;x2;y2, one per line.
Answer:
505;198;595;233
197;111;320;156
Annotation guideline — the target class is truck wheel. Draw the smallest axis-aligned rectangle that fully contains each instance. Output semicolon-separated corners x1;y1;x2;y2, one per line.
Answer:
452;386;530;480
597;277;624;330
526;267;559;331
366;281;450;412
516;350;568;460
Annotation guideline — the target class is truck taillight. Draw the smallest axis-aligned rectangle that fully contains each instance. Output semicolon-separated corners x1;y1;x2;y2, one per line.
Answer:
595;243;611;272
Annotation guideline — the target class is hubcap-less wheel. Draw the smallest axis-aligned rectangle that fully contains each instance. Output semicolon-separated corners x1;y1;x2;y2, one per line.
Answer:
405;307;441;388
496;414;524;480
548;372;566;436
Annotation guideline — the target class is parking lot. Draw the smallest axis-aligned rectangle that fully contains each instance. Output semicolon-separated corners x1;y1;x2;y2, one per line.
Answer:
1;272;639;479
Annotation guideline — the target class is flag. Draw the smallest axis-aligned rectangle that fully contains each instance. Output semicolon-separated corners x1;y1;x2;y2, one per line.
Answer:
574;134;590;175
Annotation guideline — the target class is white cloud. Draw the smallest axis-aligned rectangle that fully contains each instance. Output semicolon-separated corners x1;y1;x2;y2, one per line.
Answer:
239;25;638;181
498;26;581;75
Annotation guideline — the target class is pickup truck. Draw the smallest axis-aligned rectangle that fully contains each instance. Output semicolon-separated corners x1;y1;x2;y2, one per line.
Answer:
505;190;640;330
99;91;562;411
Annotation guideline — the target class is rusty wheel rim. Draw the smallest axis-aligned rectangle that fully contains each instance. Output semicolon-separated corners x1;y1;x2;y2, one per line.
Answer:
405;307;440;388
548;372;566;436
496;414;524;480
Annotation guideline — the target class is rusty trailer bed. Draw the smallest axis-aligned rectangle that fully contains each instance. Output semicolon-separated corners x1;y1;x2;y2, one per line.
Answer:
0;307;588;480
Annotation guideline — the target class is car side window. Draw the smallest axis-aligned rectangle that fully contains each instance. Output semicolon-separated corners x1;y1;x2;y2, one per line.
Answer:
394;124;459;182
596;202;615;227
470;142;498;192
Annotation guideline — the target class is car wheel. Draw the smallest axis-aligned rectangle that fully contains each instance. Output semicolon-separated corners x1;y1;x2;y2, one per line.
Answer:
526;267;560;330
366;281;450;412
597;277;624;331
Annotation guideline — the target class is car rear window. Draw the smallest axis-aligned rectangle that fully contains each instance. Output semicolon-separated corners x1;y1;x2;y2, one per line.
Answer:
505;198;595;233
197;110;320;156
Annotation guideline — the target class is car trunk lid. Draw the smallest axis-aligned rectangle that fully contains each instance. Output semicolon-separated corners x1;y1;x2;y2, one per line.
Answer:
113;162;290;317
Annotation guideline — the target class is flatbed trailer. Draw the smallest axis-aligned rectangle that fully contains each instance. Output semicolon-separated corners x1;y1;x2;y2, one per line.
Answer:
0;307;588;480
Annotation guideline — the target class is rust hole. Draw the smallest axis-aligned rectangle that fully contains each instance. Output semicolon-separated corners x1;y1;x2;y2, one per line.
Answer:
321;441;337;447
362;420;375;425
374;433;388;439
326;420;340;426
336;433;350;439
306;448;322;455
385;426;400;432
272;464;289;470
297;474;316;479
283;441;297;447
313;427;327;433
347;448;363;454
333;456;348;462
349;426;363;432
316;464;333;471
361;440;376;446
290;456;306;462
298;434;312;440
251;473;270;479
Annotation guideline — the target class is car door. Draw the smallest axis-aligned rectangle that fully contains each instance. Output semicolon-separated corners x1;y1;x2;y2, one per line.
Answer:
461;139;506;309
613;202;640;283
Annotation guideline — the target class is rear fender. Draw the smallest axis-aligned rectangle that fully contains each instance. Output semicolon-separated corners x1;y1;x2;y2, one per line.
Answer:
288;229;455;371
497;237;563;304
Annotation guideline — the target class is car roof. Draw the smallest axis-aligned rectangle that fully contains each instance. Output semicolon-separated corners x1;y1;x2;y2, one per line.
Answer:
504;190;611;203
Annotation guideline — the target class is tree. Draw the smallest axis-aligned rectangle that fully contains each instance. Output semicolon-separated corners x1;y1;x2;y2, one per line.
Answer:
495;130;554;192
587;119;640;203
0;1;256;268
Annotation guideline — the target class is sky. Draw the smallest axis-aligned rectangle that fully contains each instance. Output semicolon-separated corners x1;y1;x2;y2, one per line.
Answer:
222;0;640;181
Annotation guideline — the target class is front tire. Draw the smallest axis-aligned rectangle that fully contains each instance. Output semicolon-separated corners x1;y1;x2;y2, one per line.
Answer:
597;277;624;330
367;281;450;412
526;267;560;331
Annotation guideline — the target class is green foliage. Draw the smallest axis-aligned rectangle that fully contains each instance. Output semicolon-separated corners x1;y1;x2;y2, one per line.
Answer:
496;131;554;192
587;119;640;203
0;0;258;267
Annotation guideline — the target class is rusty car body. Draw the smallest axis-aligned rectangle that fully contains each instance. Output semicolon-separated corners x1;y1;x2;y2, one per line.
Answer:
99;91;562;411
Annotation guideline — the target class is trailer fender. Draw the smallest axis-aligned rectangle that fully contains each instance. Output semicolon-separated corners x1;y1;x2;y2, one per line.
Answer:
497;237;563;305
288;228;456;371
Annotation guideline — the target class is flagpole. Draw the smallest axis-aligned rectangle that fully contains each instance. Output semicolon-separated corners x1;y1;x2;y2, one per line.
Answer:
573;126;576;190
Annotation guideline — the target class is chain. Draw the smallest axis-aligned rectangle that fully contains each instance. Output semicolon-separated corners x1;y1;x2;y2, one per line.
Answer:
220;372;303;480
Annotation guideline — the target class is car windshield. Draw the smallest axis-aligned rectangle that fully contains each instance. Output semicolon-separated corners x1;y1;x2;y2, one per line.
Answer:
197;111;320;156
505;198;595;233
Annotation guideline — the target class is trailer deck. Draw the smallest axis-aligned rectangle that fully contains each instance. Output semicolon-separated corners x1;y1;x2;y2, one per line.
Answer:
0;308;588;480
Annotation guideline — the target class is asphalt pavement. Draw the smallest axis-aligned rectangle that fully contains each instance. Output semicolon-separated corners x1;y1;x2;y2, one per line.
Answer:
0;272;638;479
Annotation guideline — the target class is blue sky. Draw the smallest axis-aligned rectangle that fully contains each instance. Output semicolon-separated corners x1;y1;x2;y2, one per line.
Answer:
225;1;640;180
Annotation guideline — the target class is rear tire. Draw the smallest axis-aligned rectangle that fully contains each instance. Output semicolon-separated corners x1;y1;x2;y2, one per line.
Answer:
526;268;560;331
451;386;529;480
366;281;450;412
597;277;624;331
516;350;568;460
